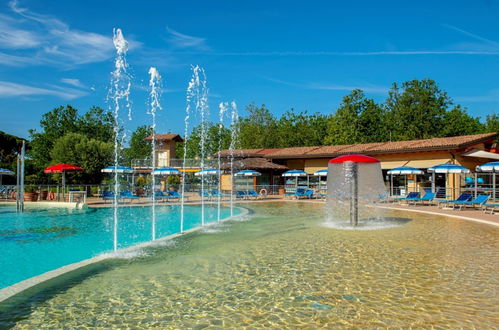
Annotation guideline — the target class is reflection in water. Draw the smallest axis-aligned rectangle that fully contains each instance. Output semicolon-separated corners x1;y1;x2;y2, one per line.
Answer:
1;202;498;328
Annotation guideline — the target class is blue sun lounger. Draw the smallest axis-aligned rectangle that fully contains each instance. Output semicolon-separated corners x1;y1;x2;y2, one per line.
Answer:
437;192;472;208
407;192;436;205
236;190;247;199
395;192;420;204
483;203;499;214
102;191;119;203
168;190;187;201
453;194;490;210
154;190;169;202
120;190;140;203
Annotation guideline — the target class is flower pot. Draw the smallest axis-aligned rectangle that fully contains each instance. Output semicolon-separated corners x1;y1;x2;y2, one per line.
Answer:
24;192;39;202
40;190;48;200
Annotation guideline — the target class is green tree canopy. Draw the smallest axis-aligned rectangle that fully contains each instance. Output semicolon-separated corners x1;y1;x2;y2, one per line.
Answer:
123;125;153;165
50;133;113;184
385;79;451;140
29;105;115;181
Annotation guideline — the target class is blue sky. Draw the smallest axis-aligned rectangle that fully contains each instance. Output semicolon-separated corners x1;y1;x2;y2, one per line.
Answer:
0;0;498;138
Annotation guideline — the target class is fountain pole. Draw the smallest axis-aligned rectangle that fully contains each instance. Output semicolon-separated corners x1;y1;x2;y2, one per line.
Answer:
348;161;359;227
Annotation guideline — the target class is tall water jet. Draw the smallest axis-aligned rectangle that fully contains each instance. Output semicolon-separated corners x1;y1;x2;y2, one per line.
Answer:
180;70;197;233
217;102;228;222
108;28;132;250
148;67;162;240
326;154;386;228
229;101;239;216
193;67;209;226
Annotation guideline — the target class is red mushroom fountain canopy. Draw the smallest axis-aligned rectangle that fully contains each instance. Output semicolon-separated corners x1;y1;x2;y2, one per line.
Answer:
328;154;379;164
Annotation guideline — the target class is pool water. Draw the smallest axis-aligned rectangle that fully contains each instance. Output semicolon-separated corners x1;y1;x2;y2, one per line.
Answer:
0;204;239;289
1;202;498;327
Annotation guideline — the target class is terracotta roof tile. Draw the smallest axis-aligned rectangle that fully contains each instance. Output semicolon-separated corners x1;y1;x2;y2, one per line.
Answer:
145;134;183;142
262;133;497;159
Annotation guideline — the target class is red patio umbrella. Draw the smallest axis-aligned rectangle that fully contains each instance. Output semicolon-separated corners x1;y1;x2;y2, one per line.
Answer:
44;164;83;199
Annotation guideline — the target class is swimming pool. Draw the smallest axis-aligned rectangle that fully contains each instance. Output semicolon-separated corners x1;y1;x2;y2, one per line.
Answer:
1;202;497;327
0;204;240;289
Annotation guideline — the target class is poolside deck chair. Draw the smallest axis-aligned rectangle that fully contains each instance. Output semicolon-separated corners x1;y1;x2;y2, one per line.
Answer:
168;190;188;201
154;190;169;202
482;203;499;214
102;191;118;203
407;192;436;206
120;190;140;203
211;189;230;199
437;193;472;209
293;188;314;199
453;194;490;211
236;190;247;199
395;192;420;204
246;190;259;199
198;190;212;200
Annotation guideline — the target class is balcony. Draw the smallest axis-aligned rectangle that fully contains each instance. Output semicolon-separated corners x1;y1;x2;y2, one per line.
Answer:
131;158;218;169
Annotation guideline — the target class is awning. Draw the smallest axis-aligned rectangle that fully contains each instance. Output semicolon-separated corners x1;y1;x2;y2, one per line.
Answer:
462;148;499;160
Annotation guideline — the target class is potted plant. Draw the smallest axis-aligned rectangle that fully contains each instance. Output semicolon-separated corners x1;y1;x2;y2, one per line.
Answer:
24;185;39;202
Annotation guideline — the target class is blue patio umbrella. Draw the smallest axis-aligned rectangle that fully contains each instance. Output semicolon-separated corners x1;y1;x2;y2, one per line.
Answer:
152;167;180;175
234;170;261;190
282;169;307;189
0;168;14;185
313;169;328;192
387;166;424;196
194;168;220;176
101;166;134;174
428;163;470;196
313;169;328;176
476;161;499;201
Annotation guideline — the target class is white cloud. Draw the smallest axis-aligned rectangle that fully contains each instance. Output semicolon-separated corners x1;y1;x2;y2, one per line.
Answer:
0;0;122;67
267;77;388;94
166;27;209;50
0;81;87;99
60;78;85;88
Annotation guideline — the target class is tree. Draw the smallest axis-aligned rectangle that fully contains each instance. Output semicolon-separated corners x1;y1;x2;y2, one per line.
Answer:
237;103;277;148
50;133;113;184
385;79;451;140
484;114;499;134
28;105;115;180
440;106;484;137
123;125;153;165
324;89;386;145
275;110;329;147
177;122;231;159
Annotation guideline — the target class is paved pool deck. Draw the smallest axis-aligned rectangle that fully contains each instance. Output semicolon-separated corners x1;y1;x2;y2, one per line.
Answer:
2;196;498;228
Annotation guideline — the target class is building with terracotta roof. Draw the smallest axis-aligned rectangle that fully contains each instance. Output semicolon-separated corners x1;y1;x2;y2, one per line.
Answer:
218;133;499;195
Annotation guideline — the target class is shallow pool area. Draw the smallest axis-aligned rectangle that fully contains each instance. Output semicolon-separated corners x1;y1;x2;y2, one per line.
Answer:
0;204;239;289
1;202;497;328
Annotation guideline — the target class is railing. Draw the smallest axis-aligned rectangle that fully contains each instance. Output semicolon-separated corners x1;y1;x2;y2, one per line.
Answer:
131;158;218;169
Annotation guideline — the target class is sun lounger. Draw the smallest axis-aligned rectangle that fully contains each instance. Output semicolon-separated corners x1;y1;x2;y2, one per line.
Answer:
395;192;420;204
236;190;247;199
293;188;314;199
483;203;499;214
437;192;472;208
198;190;212;200
246;190;259;199
102;191;118;203
407;192;436;206
154;190;169;202
453;194;490;210
168;190;188;201
211;189;230;199
120;190;140;203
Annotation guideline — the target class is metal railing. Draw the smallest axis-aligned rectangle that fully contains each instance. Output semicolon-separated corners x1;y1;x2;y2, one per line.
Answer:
131;158;218;169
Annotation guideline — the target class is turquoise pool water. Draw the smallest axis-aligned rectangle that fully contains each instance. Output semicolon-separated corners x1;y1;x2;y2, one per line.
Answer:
0;204;239;289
